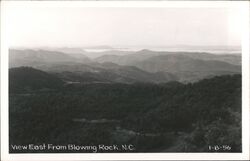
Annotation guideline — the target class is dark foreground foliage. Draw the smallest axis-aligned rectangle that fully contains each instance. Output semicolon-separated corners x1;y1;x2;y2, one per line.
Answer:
9;73;241;152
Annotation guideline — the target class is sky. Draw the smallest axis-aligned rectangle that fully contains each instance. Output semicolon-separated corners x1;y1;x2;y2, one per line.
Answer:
3;3;243;48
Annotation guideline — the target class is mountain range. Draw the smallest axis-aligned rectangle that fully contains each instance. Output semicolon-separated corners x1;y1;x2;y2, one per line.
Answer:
9;49;241;83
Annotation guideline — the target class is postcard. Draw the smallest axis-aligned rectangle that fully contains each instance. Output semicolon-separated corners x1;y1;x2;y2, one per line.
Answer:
1;1;249;160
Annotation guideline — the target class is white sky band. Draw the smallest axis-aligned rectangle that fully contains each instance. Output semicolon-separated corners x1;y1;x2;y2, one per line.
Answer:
3;1;243;48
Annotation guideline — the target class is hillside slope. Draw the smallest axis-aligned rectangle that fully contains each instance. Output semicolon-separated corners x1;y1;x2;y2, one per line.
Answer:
9;74;241;152
9;67;64;93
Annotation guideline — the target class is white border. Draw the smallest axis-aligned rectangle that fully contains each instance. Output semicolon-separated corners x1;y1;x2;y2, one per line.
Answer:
1;1;249;161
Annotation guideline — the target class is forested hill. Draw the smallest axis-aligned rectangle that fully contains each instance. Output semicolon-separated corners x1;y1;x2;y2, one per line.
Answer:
9;71;241;152
9;67;64;93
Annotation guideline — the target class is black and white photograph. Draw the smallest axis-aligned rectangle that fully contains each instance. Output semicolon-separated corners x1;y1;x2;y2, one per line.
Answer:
1;1;250;160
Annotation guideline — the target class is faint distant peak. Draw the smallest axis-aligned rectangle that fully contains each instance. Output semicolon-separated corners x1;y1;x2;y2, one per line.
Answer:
83;45;114;49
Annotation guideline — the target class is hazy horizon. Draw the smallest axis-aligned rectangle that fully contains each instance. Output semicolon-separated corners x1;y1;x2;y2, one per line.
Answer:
10;45;241;59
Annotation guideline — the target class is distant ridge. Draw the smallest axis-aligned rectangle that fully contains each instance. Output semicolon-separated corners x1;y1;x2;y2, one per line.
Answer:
9;67;63;93
9;49;241;83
